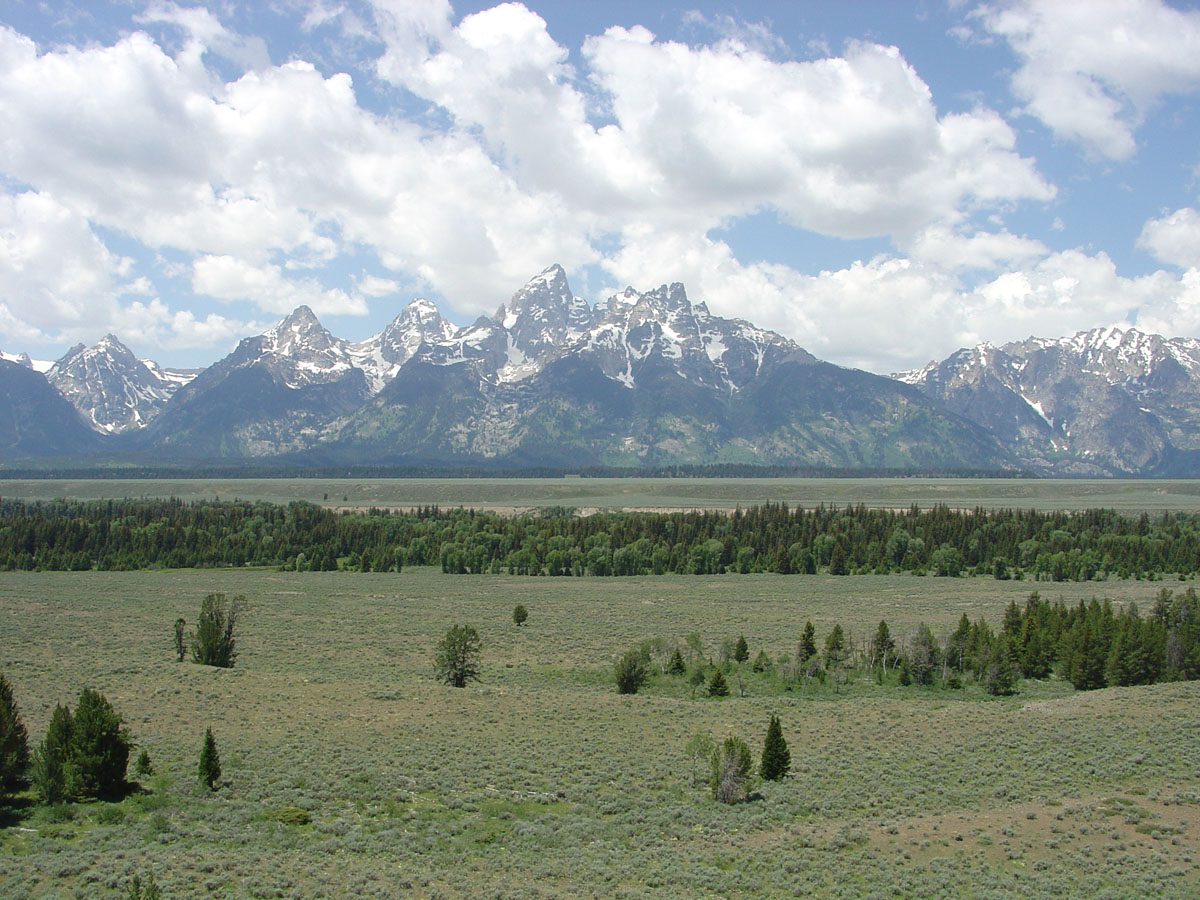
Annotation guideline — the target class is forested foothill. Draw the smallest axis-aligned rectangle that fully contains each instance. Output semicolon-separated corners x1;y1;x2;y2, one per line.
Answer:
1;498;1199;580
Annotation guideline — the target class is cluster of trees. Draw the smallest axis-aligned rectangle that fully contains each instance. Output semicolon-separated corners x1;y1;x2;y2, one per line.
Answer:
1;498;1198;580
686;715;792;805
614;587;1200;701
0;674;226;811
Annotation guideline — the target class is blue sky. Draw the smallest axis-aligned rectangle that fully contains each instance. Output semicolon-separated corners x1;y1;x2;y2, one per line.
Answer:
2;0;1200;374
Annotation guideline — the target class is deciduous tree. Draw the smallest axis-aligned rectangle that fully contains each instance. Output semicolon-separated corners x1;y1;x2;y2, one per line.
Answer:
615;648;648;694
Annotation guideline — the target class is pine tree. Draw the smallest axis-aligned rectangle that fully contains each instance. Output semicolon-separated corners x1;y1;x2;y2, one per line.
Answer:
667;647;686;675
512;604;528;626
192;594;243;668
799;621;817;663
0;674;29;796
32;703;73;804
199;727;221;791
707;669;730;697
68;688;131;800
434;624;482;687
759;715;790;781
734;636;749;663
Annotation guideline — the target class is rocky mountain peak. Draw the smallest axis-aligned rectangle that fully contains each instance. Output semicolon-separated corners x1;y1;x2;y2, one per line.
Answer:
46;333;178;434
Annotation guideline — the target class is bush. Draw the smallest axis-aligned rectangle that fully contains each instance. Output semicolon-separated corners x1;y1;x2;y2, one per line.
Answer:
615;649;649;694
435;624;482;687
192;594;244;668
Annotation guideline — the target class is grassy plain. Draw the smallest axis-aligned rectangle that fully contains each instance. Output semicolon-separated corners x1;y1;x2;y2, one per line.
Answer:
4;476;1200;512
2;568;1198;899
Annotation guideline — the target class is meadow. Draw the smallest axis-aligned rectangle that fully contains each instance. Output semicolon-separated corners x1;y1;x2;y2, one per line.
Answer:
2;567;1198;899
4;476;1200;512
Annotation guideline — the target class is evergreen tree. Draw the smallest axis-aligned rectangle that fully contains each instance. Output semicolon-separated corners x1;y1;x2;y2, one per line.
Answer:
799;621;817;663
751;649;772;673
667;647;687;675
707;669;730;697
32;703;72;804
870;620;895;671
615;648;649;694
68;688;131;800
0;674;29;796
435;624;483;687
198;727;221;791
983;638;1017;696
191;593;243;668
759;715;790;781
512;604;528;626
733;636;749;663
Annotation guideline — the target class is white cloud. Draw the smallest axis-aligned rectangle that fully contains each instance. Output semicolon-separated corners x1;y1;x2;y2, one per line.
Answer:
1138;207;1200;269
376;5;1052;243
11;2;1193;377
0;190;255;354
356;274;401;297
975;0;1200;159
192;255;368;316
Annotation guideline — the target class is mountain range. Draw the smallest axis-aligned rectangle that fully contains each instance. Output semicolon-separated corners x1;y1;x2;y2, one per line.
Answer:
2;264;1198;475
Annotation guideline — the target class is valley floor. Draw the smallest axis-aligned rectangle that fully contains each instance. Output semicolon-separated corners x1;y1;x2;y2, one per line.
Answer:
1;569;1197;899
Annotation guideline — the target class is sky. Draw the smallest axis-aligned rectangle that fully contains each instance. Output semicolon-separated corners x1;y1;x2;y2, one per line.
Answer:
2;0;1200;375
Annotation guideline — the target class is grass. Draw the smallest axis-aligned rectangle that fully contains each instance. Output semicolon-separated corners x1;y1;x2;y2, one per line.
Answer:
0;567;1197;898
4;475;1200;512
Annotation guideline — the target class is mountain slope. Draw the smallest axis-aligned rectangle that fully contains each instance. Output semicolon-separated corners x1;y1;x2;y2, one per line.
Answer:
0;360;105;456
136;307;371;457
896;327;1200;474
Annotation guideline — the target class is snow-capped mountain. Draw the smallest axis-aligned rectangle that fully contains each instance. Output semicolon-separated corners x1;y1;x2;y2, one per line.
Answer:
45;335;196;434
896;326;1200;475
347;298;456;392
12;267;1200;474
0;349;52;372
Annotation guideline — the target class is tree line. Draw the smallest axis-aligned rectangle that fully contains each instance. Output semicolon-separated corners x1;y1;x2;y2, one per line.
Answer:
1;498;1198;579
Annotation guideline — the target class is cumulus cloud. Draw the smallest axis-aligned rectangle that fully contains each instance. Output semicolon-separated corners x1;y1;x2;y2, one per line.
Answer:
0;190;254;354
192;255;368;316
975;0;1200;159
376;4;1052;242
1139;207;1200;269
1;2;1195;373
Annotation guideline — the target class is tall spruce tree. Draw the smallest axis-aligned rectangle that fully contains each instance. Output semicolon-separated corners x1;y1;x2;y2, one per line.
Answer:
199;728;221;791
32;703;73;804
759;715;790;781
799;621;817;663
733;636;750;663
0;674;30;796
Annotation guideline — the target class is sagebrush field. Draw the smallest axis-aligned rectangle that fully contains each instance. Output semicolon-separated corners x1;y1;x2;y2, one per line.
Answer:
2;568;1198;899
